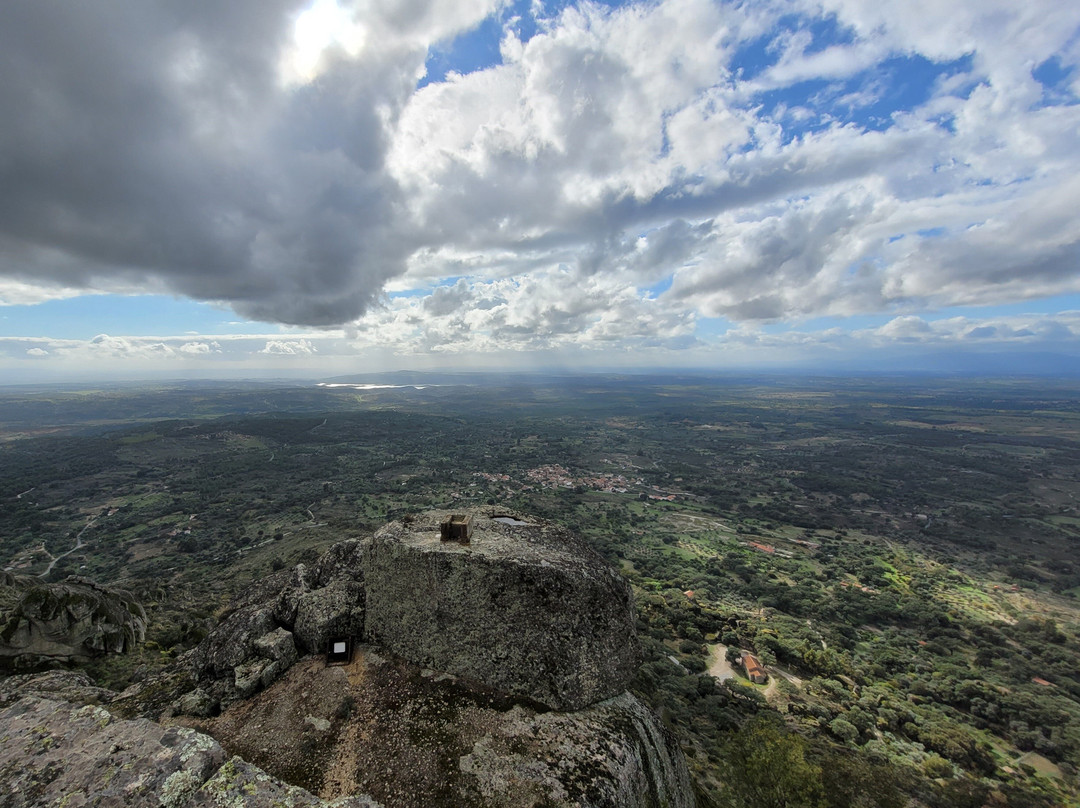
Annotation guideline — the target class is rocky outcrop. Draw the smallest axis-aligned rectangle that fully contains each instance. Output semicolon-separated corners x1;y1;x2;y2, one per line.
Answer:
0;696;224;808
459;692;694;808
179;545;367;713
364;511;642;711
0;695;383;808
0;574;146;670
107;511;691;808
293;580;366;654
179;646;692;808
160;514;639;715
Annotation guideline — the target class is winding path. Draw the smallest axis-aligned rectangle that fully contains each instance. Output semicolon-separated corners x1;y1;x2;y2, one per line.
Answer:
40;517;95;579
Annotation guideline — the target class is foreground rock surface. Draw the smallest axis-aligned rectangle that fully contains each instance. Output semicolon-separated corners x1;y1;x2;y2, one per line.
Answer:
365;511;642;711
180;646;693;808
0;694;382;808
0;669;116;709
0;696;224;807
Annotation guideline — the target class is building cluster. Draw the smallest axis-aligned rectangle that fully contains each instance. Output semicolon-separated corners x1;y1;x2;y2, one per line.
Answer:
742;540;794;558
468;464;664;498
839;581;877;594
474;472;512;484
524;464;641;493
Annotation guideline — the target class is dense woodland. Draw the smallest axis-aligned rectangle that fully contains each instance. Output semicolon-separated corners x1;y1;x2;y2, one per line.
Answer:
2;374;1079;807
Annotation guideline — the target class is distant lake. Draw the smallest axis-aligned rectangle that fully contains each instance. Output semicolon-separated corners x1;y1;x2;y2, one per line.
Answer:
315;383;431;390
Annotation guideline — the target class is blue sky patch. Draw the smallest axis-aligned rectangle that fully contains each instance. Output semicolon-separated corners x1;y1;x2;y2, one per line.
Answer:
419;15;507;88
644;275;674;298
0;296;252;340
732;14;855;81
752;52;973;142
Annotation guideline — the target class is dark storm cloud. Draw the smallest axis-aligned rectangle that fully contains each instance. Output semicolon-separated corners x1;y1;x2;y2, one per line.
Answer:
3;0;1080;339
0;1;410;325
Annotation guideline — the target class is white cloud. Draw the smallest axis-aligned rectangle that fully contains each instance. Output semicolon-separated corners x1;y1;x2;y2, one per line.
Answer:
1;0;1079;365
179;340;222;355
1;308;1077;380
0;280;101;307
258;338;318;355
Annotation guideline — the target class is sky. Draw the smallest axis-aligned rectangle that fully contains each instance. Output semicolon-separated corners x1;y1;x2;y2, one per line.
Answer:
1;0;1080;380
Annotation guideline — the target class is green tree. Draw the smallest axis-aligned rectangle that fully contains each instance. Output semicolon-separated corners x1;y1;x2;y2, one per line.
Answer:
716;715;825;808
828;717;859;744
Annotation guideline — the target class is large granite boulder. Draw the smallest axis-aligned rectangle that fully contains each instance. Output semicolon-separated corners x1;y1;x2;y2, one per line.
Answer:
363;511;642;711
0;574;146;670
459;692;694;808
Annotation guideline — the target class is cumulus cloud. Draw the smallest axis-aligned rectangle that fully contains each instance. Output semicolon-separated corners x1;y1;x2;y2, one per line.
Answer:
179;341;222;355
2;308;1077;380
259;338;318;355
0;0;1078;349
347;268;698;356
1;333;289;366
0;0;499;326
868;312;1080;345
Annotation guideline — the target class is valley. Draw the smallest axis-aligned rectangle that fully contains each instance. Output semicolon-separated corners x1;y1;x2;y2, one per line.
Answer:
2;373;1080;807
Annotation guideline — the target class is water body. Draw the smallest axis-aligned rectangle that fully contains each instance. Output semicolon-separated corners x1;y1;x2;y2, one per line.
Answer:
315;383;431;390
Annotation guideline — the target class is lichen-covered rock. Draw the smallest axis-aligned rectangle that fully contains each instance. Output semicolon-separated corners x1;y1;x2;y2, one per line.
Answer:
176;687;218;718
189;605;277;680
313;538;368;587
363;511;642;711
189;757;384;808
0;575;146;670
273;564;319;627
0;696;224;807
253;626;298;663
232;628;296;699
0;696;386;808
459;692;695;808
293;581;365;655
0;668;116;708
175;541;367;713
